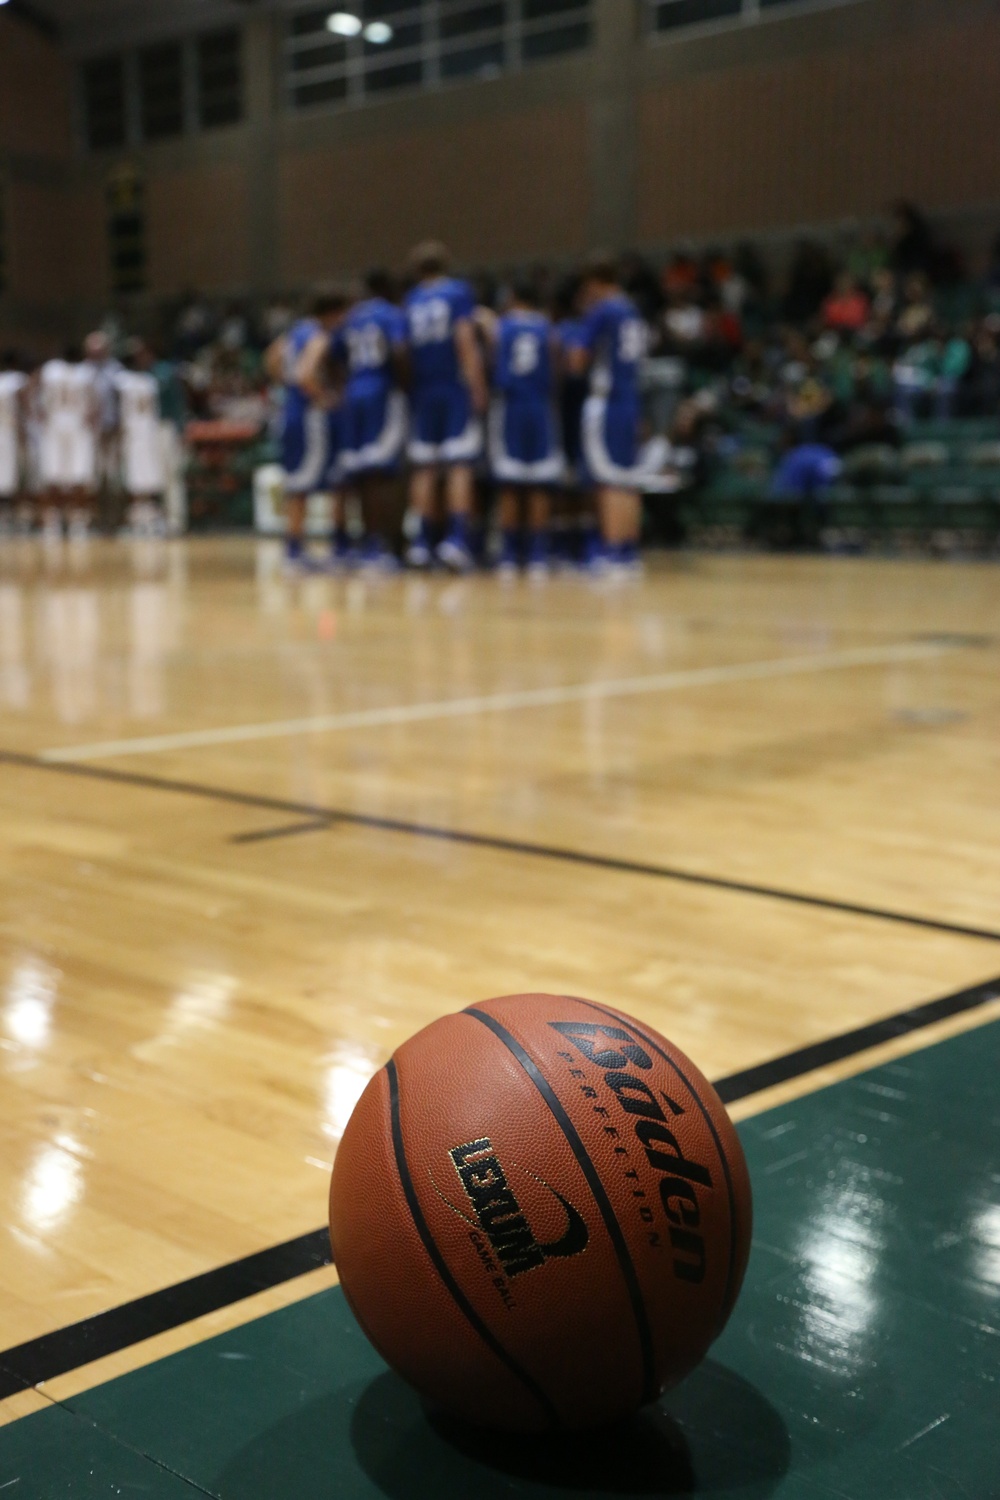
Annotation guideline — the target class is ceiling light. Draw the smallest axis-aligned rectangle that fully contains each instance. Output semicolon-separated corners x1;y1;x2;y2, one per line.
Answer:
364;20;394;43
326;11;362;36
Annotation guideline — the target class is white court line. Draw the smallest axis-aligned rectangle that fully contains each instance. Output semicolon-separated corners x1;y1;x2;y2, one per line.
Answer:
39;642;950;763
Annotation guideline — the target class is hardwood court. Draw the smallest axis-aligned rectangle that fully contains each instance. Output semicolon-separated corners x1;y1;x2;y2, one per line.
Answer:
0;538;998;1441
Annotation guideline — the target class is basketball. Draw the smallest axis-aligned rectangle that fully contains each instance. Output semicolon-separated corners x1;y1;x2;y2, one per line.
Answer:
329;993;752;1431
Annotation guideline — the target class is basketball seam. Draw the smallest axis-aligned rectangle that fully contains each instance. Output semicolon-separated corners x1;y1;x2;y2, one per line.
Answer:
465;1008;659;1407
570;998;743;1330
384;1058;560;1429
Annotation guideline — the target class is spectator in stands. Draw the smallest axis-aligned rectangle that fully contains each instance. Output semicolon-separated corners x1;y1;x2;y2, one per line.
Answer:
783;239;834;323
889;201;934;277
969;324;1000;413
662;247;700;300
987;234;1000;299
822;272;871;333
620;251;664;322
895;274;935;342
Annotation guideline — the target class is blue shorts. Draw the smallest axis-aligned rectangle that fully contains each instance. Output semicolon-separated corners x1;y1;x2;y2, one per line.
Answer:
281;406;329;495
408;382;481;466
488;398;563;485
580;395;643;491
341;388;408;476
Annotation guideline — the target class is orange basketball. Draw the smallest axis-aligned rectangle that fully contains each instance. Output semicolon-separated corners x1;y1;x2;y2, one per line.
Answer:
329;994;752;1431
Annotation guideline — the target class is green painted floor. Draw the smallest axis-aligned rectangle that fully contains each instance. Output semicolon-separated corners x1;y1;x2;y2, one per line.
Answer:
3;1022;998;1499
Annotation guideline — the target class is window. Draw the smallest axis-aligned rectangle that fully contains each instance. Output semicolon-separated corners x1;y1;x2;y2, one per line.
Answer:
80;29;245;151
197;29;244;128
284;0;591;110
138;42;184;141
82;54;128;152
107;163;146;295
646;0;860;37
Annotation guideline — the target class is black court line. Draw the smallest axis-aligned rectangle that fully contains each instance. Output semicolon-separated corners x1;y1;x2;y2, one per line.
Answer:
230;819;332;845
0;1229;331;1402
712;972;1000;1104
2;749;999;946
1;972;997;1404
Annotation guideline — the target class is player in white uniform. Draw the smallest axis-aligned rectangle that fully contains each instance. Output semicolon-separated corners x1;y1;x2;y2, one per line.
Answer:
115;344;165;534
0;356;27;521
39;348;99;536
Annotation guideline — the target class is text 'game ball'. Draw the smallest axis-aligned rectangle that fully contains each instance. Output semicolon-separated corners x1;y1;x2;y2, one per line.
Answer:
329;994;752;1431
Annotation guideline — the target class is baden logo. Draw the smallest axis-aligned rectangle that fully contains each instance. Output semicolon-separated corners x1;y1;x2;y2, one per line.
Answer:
550;1021;713;1284
449;1138;589;1278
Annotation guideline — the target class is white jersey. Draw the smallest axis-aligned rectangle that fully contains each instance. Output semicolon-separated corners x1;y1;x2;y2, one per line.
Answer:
0;372;26;497
116;370;164;495
40;360;98;489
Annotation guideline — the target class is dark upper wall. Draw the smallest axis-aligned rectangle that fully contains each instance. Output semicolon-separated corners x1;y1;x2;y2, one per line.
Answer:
3;0;1000;348
636;0;1000;249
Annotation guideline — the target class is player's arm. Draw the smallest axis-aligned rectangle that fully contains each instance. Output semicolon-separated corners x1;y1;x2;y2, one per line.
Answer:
263;334;287;386
566;337;591;379
473;306;499;346
455;318;488;415
295;332;333;406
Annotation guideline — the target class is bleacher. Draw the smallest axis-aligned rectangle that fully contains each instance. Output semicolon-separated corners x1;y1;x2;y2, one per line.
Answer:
682;417;1000;555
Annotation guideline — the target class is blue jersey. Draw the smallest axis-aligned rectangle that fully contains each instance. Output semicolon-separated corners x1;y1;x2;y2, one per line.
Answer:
404;277;476;388
334;298;406;398
579;294;648;404
494;311;554;404
282;317;320;424
558;317;588;357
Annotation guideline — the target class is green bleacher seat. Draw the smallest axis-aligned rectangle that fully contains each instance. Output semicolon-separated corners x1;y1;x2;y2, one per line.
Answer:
901;441;948;471
927;485;996;550
841;445;901;483
870;484;927;545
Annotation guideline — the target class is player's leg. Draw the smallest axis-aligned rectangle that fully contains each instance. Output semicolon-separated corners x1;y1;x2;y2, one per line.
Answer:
406;464;438;567
282;406;326;570
526;486;552;576
436;464;476;570
496;486;522;574
436;384;480;571
350;390;404;570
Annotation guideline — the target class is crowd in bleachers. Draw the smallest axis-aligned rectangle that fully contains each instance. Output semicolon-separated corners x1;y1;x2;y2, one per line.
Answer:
5;200;1000;558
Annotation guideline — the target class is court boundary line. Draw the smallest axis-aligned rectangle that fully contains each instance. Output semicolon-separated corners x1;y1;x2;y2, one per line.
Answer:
1;972;997;1404
1;749;999;945
36;640;956;763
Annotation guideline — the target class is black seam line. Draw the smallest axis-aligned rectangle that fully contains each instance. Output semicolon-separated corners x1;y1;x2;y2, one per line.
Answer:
0;1227;332;1403
713;973;1000;1104
465;1007;659;1408
2;749;998;945
385;1059;558;1429
568;997;741;1334
230;819;332;845
0;976;996;1403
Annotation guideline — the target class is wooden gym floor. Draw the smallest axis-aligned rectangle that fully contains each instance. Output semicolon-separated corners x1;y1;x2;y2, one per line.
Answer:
0;535;997;1496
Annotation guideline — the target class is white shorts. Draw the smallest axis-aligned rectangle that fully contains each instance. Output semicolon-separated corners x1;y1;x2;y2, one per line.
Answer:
0;435;18;498
122;423;165;496
41;422;97;490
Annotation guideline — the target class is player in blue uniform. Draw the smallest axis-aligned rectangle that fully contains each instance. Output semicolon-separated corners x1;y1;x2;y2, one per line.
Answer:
403;242;487;570
333;270;408;568
569;254;650;571
264;292;348;569
486;281;563;576
553;276;599;568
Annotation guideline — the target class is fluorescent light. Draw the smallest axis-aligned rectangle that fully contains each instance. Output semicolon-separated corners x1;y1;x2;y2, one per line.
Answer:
364;20;394;43
326;11;362;35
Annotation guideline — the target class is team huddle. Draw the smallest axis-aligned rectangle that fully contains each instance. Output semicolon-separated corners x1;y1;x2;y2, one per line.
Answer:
267;243;663;575
0;333;169;538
